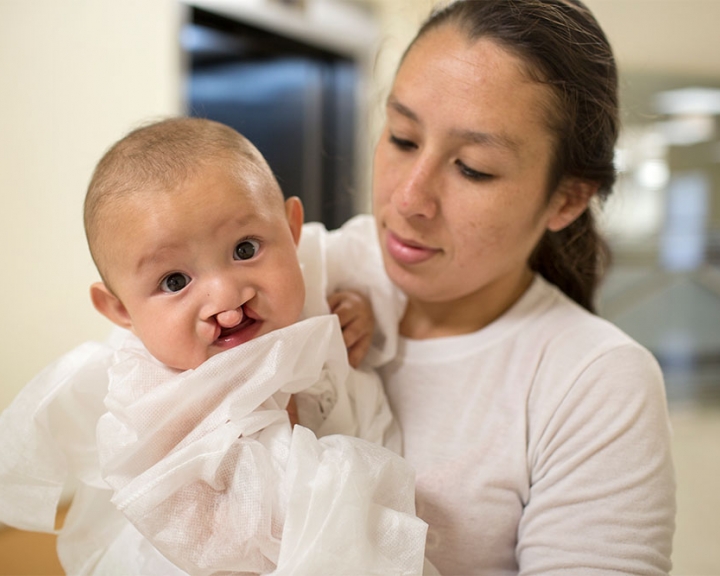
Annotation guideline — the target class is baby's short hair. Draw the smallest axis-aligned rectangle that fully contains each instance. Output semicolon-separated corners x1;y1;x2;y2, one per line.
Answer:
84;117;279;283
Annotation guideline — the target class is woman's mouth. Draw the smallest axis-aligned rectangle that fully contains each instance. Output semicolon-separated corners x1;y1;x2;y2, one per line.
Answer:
385;230;442;265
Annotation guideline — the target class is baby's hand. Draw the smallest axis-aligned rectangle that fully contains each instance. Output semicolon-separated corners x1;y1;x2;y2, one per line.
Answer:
327;290;374;369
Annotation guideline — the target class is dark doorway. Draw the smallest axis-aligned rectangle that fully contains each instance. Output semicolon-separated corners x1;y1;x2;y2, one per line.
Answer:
184;7;358;229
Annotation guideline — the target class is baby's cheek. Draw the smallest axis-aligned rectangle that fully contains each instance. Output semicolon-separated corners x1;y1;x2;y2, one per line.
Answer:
275;268;306;326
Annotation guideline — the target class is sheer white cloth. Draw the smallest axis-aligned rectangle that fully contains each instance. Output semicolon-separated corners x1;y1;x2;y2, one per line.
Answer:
97;317;426;575
0;221;430;575
0;317;428;575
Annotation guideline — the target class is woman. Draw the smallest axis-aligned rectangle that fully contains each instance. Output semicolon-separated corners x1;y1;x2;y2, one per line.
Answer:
366;0;675;573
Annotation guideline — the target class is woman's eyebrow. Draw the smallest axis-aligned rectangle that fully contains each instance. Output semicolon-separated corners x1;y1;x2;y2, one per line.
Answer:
451;128;520;156
387;95;519;155
387;95;420;123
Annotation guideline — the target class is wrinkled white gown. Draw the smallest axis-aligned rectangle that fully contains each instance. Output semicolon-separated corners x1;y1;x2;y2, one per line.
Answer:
0;221;431;576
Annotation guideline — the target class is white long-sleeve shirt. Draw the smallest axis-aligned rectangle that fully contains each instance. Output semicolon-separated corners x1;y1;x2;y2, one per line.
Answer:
328;215;676;575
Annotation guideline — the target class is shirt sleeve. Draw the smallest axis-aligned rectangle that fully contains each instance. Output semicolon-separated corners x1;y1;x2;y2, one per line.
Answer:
519;342;676;575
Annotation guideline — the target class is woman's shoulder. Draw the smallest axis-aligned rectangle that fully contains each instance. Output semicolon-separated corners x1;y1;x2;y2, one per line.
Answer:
527;276;665;403
532;275;650;354
523;276;663;394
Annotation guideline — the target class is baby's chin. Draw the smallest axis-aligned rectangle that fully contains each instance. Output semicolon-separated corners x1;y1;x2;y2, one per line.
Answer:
150;347;222;372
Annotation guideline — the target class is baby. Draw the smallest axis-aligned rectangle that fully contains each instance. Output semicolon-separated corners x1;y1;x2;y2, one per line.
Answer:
86;116;358;374
0;118;429;575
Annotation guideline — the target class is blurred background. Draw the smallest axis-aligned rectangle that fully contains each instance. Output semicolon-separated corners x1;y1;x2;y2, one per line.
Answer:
0;0;718;574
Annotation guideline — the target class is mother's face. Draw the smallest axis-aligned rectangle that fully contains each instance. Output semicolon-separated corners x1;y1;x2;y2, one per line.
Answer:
373;26;580;313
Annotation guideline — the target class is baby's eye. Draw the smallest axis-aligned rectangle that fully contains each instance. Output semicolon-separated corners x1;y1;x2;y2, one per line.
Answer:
234;239;260;261
160;272;191;293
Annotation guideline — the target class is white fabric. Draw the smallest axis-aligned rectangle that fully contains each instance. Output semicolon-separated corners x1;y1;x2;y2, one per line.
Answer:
0;221;430;575
299;219;407;368
97;317;427;576
328;215;676;576
0;335;178;575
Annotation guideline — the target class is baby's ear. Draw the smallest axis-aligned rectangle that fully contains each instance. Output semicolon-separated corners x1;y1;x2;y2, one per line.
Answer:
284;196;304;246
546;177;598;232
90;282;133;329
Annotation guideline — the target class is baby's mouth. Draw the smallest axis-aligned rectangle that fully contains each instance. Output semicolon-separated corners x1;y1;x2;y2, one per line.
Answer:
214;305;262;347
217;316;254;340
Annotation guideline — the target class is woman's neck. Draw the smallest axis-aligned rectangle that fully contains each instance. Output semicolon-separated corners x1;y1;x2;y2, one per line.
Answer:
399;269;535;339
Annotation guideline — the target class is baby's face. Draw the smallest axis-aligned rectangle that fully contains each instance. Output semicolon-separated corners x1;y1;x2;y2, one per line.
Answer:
97;162;305;370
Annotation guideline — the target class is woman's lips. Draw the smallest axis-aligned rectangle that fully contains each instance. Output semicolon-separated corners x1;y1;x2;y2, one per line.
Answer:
385;230;441;265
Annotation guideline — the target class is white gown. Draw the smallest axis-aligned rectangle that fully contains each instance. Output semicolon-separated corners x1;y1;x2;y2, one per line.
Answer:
0;221;431;576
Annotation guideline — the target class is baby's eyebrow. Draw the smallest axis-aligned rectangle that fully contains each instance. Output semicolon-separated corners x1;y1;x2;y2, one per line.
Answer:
135;245;181;274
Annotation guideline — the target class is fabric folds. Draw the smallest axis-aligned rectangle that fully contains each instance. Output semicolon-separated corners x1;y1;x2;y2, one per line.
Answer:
1;317;427;575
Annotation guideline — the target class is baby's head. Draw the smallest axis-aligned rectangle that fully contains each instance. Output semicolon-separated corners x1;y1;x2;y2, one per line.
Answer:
85;117;306;370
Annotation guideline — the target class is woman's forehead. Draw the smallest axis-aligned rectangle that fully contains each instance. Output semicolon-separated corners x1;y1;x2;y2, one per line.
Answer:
392;29;556;148
399;28;536;98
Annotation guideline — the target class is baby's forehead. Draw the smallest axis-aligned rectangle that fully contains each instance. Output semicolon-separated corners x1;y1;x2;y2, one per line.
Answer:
127;159;282;219
141;157;282;205
95;154;283;246
98;164;287;272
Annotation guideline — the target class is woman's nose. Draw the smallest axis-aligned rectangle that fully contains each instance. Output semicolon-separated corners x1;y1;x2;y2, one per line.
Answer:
392;158;439;219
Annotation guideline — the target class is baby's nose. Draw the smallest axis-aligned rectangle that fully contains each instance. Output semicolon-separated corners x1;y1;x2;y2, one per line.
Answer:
216;307;243;328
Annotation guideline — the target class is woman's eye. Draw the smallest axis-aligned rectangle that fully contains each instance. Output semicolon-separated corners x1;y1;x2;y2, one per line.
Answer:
160;273;190;293
234;239;260;261
389;134;417;151
456;159;493;182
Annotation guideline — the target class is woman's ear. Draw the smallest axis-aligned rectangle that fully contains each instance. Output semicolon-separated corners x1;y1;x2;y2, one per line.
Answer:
285;196;304;246
90;282;133;329
546;178;598;232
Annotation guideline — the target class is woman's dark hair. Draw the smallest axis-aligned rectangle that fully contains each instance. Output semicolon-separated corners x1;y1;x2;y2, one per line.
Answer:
407;0;619;312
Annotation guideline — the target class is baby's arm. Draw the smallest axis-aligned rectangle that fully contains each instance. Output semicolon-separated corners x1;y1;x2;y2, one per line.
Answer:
288;288;374;423
327;289;375;369
299;216;405;368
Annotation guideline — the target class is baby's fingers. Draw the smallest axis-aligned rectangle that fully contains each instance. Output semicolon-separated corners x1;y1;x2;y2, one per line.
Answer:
346;331;372;368
327;292;371;328
327;290;374;367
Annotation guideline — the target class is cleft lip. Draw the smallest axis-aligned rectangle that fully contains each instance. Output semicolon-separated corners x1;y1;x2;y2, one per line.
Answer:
213;305;262;347
217;317;253;340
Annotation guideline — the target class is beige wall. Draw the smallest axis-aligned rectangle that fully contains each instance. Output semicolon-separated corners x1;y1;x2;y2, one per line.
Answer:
0;0;427;413
365;4;432;138
0;0;183;411
0;0;413;413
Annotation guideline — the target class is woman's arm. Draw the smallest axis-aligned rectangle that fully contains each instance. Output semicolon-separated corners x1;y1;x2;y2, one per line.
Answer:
520;343;675;575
